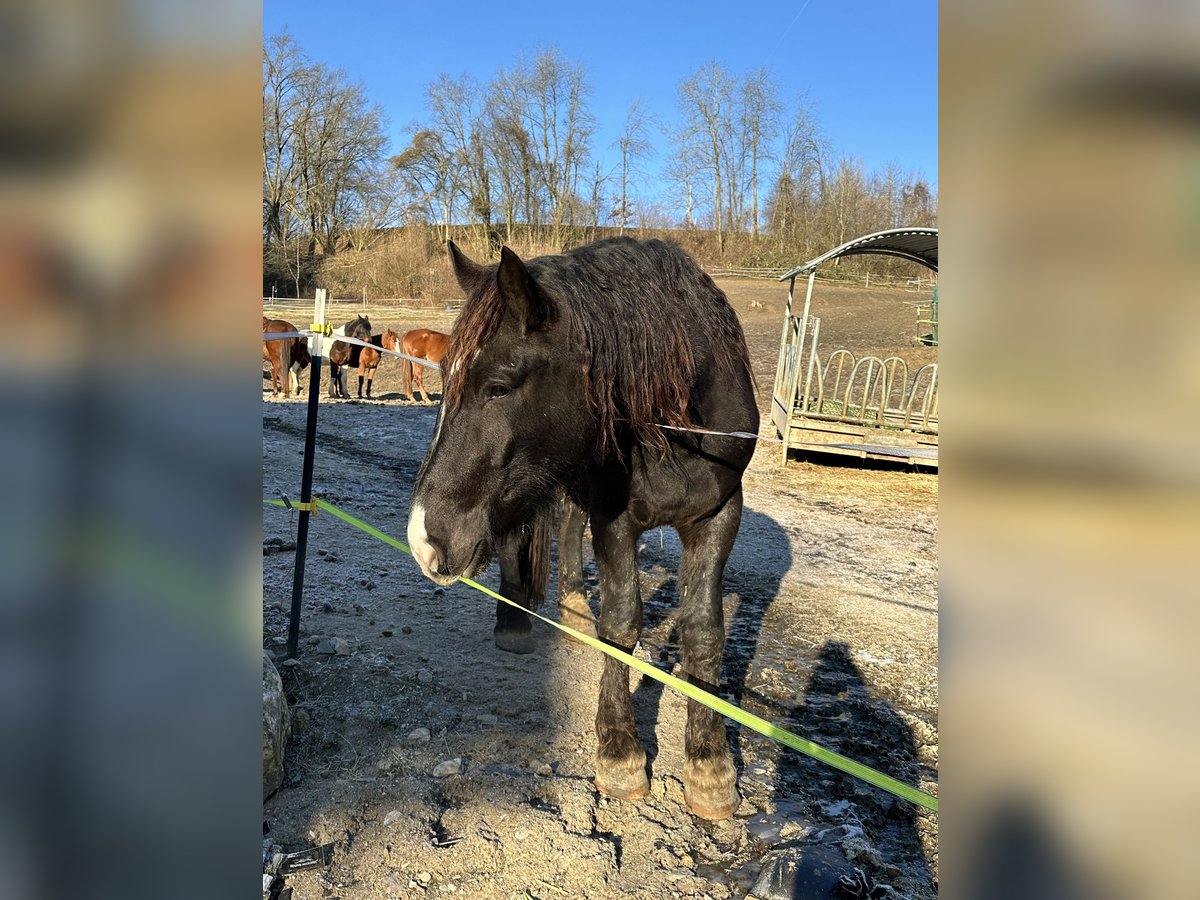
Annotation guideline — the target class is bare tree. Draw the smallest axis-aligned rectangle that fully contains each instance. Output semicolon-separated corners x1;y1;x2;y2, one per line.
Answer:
263;32;315;292
613;99;654;235
424;74;494;245
485;64;538;239
677;62;736;254
823;155;869;252
665;138;704;229
900;175;937;227
391;128;458;242
262;32;391;292
263;33;307;249
525;49;595;246
739;68;783;240
765;96;828;257
294;72;388;256
587;160;609;240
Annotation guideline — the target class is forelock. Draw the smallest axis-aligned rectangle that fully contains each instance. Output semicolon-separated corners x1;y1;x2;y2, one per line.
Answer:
443;278;505;411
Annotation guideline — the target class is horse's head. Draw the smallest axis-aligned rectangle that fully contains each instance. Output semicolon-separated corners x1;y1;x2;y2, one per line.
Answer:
344;315;371;340
407;242;593;586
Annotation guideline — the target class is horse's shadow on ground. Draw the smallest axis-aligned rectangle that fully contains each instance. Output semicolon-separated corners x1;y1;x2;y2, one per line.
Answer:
371;392;442;404
780;640;936;894
627;505;792;774
620;510;936;893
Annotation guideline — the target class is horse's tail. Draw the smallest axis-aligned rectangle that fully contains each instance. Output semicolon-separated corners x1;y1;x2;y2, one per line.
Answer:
519;507;554;612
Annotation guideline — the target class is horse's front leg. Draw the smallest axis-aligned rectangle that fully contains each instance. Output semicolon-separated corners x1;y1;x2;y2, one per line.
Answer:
494;512;551;655
557;497;595;639
677;488;743;820
592;511;649;801
495;540;534;655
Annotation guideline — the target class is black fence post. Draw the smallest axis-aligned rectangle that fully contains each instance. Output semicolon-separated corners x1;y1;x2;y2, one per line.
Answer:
287;288;327;658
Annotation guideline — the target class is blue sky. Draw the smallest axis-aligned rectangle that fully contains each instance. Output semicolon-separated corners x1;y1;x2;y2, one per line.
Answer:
264;1;937;198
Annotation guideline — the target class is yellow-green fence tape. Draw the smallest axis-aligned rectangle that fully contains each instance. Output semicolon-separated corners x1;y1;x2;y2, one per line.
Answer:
266;496;938;813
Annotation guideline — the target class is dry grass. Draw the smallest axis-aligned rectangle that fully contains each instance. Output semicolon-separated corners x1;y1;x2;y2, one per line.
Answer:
310;225;932;302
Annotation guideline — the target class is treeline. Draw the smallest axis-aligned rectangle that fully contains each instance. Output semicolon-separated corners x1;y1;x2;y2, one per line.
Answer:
263;34;936;299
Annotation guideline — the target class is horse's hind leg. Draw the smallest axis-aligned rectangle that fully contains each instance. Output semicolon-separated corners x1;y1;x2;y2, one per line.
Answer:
557;496;595;639
677;489;743;820
592;511;650;801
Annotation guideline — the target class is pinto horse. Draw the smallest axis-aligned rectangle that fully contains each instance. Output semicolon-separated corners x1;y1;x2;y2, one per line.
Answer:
262;316;311;397
327;315;372;399
399;328;449;401
407;238;757;821
352;328;402;399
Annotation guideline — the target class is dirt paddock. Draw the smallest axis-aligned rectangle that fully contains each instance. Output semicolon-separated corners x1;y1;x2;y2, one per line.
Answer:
262;277;938;898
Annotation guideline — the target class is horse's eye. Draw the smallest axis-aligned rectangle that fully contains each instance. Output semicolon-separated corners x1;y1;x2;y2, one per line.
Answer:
488;383;511;400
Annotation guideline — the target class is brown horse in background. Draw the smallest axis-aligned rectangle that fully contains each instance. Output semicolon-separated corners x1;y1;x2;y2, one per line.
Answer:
262;316;311;398
401;328;449;401
353;328;402;399
327;315;372;399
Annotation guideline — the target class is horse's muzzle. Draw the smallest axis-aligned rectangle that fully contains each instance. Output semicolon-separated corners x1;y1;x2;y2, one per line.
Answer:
408;503;489;586
408;502;451;583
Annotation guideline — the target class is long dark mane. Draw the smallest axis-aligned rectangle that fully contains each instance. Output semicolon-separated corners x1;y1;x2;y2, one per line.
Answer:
445;238;753;455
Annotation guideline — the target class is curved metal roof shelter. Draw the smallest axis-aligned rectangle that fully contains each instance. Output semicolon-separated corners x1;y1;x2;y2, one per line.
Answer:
779;227;938;280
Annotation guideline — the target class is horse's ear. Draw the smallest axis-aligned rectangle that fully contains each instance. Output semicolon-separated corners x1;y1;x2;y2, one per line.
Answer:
447;241;489;296
497;246;553;334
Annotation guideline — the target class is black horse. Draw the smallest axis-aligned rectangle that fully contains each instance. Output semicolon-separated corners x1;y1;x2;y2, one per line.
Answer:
407;237;758;821
327;315;372;399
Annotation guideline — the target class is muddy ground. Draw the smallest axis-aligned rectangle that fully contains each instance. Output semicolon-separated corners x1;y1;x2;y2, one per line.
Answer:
262;278;938;898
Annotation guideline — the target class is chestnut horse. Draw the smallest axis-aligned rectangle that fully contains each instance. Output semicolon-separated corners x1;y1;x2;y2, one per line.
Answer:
400;328;449;401
353;328;402;399
407;238;757;821
262;316;311;397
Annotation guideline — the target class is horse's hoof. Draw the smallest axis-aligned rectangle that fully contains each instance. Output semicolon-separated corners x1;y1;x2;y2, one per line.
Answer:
494;627;535;655
595;751;649;801
558;591;597;642
683;756;740;821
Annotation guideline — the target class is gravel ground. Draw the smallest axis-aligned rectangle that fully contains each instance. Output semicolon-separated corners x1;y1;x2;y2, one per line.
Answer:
262;278;938;899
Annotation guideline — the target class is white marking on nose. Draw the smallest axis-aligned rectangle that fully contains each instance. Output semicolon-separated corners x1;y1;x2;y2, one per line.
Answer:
408;503;438;580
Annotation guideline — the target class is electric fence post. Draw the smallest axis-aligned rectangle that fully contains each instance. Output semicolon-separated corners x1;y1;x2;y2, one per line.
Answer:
286;288;327;658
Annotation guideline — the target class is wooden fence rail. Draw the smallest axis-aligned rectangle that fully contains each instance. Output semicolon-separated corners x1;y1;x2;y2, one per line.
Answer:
701;267;936;291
